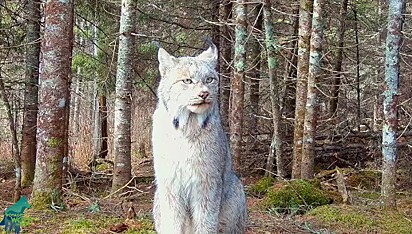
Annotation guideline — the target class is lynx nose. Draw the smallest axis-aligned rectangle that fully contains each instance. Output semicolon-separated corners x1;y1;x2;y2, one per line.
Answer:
198;91;209;100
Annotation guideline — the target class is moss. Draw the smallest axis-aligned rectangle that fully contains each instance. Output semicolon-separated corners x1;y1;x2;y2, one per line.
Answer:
355;191;381;200
309;206;375;231
247;176;276;198
378;212;412;234
30;189;64;210
62;215;120;233
47;137;62;148
262;180;332;214
20;215;38;228
62;215;155;234
347;170;381;190
30;192;53;210
64;217;94;232
96;163;110;171
308;205;412;234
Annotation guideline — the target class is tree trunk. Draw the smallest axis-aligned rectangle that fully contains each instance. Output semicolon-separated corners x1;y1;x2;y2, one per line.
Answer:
31;0;74;209
291;0;313;179
230;0;247;172
301;0;325;180
92;83;101;158
211;0;220;75
71;69;81;133
381;0;405;210
262;0;284;178
112;0;135;192
249;3;262;135
354;8;361;130
99;95;108;159
329;0;348;116
219;0;232;131
282;2;299;119
92;22;101;160
21;0;41;188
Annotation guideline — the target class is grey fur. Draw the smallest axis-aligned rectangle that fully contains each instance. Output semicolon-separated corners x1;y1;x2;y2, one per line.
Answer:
152;43;247;234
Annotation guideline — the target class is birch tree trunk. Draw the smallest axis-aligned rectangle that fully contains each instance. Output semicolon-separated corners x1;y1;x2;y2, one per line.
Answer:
381;0;405;210
291;0;313;179
301;0;325;180
219;0;232;130
263;0;284;178
230;0;247;172
31;0;74;209
112;0;135;192
329;0;348;116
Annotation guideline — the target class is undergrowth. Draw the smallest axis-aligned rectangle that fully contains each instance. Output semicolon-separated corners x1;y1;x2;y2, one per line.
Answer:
258;179;332;214
308;205;412;234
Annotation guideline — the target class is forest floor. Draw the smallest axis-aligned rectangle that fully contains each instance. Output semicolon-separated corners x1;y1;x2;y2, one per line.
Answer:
1;160;412;234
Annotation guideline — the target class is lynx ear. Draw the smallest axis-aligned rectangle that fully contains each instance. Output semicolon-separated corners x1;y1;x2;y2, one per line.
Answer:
158;48;176;75
196;41;218;68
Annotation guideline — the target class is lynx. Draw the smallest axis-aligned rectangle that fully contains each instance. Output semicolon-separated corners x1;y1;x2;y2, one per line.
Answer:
152;41;247;234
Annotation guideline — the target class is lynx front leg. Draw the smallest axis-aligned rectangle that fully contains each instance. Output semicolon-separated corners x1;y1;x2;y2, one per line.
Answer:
154;188;188;234
191;187;222;234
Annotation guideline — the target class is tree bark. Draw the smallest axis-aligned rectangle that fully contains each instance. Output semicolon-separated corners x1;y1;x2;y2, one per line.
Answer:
92;21;102;161
21;0;41;188
112;0;135;192
262;0;284;178
249;3;262;135
31;0;74;209
219;0;232;131
282;2;299;119
381;0;405;210
230;0;247;172
291;0;313;179
301;0;325;180
354;8;361;130
329;0;348;116
99;95;108;159
211;0;220;75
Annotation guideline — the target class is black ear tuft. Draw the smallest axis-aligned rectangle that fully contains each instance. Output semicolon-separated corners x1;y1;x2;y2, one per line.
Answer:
173;118;179;129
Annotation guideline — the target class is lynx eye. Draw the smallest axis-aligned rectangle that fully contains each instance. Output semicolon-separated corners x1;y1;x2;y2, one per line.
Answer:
205;77;215;84
182;79;193;84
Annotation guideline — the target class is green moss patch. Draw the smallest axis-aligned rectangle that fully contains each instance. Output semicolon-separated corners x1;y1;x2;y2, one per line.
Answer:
262;180;332;214
62;215;155;234
247;176;276;198
307;205;412;234
347;170;381;190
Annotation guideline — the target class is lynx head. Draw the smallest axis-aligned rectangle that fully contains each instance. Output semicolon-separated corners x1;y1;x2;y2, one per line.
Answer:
157;42;219;128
